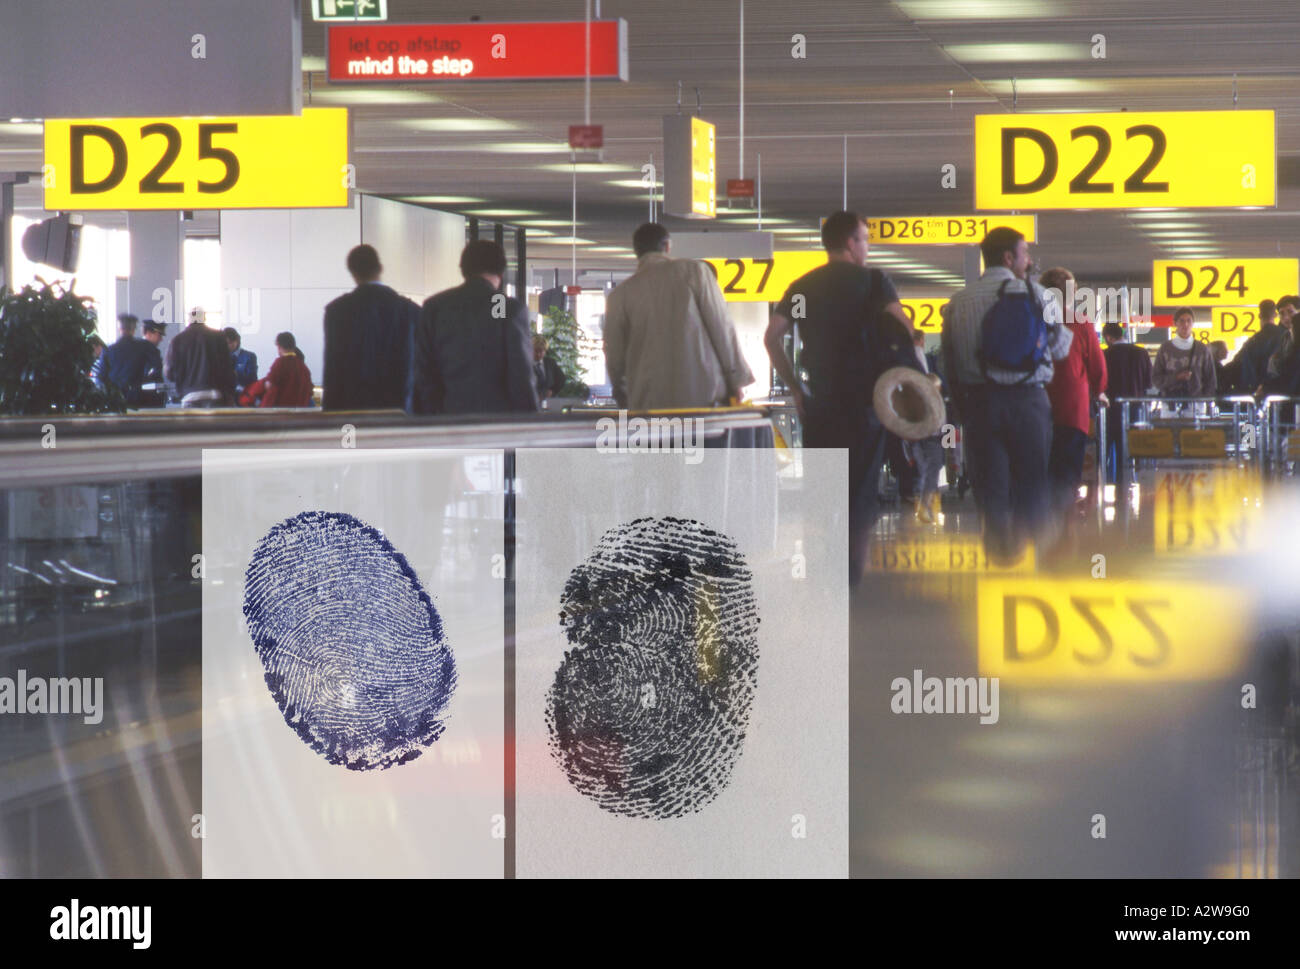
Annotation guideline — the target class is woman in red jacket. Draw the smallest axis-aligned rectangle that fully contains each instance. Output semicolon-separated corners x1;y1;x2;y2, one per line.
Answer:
1041;268;1108;523
240;332;315;408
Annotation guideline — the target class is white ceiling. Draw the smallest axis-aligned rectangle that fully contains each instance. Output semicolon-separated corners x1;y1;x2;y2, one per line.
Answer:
4;0;1300;290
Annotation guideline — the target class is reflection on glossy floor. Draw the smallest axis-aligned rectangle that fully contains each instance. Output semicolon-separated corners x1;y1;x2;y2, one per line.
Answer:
851;466;1299;877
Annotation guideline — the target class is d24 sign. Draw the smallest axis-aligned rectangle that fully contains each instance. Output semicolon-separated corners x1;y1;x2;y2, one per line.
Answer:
1153;259;1298;307
975;110;1275;209
43;108;350;210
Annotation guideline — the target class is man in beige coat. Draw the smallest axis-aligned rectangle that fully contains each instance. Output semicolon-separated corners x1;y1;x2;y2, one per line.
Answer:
604;223;754;410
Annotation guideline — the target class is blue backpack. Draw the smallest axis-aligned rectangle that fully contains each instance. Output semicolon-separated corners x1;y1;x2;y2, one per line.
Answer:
978;279;1051;381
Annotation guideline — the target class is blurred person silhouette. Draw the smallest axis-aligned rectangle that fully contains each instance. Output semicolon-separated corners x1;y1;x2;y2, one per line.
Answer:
322;244;419;411
408;240;538;415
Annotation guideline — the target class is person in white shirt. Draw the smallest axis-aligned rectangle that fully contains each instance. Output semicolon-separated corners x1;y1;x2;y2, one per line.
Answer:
940;226;1072;564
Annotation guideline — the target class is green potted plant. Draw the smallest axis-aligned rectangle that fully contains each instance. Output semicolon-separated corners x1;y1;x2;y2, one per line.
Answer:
0;280;125;415
539;305;594;399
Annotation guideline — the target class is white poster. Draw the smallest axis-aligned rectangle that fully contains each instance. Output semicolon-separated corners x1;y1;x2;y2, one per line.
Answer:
202;449;504;877
515;447;848;876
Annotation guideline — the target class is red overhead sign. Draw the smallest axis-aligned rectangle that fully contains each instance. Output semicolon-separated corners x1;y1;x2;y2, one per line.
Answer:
568;125;604;149
726;178;755;198
327;21;629;82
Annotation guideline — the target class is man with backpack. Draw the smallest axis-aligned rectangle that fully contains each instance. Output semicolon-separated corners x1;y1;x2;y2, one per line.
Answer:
765;210;914;583
940;226;1073;564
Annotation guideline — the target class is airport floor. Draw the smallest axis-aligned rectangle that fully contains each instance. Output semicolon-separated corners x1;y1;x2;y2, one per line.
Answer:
849;472;1298;877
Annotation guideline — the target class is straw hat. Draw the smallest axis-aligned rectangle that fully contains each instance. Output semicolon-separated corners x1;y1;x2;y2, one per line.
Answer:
873;367;946;440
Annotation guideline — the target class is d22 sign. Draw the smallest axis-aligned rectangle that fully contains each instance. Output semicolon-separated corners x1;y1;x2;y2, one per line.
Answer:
975;111;1275;209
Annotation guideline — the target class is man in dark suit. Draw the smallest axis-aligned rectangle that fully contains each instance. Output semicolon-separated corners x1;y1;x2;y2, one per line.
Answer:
408;241;539;415
92;313;163;406
322;244;419;411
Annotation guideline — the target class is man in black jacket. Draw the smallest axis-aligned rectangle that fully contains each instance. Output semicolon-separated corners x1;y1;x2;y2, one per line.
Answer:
164;308;236;407
322;245;419;411
1235;298;1284;394
408;241;538;415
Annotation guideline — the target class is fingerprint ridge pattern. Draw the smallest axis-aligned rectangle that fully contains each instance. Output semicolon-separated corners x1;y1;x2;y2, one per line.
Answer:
546;516;760;819
243;511;457;771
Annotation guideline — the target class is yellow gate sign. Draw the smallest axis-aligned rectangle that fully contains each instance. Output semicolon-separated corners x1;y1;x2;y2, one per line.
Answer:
975;110;1275;210
867;214;1036;245
702;251;826;303
44;108;350;210
977;576;1250;681
899;298;949;332
1153;259;1298;307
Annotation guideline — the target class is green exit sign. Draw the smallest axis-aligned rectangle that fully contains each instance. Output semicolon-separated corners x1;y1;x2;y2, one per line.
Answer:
311;0;387;21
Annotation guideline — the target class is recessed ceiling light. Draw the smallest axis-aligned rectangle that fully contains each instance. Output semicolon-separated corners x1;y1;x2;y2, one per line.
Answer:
310;89;443;105
397;118;522;132
399;195;486;205
464;209;543;218
896;0;1069;18
944;43;1085;63
983;78;1110;95
538;163;636;173
379;141;568;154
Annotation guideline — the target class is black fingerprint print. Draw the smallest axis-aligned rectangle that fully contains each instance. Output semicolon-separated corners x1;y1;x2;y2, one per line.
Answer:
546;517;760;818
243;511;457;771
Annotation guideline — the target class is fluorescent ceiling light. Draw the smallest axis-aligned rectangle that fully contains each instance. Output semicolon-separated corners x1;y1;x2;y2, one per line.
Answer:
302;56;326;72
716;216;799;226
538;163;635;173
398;142;569;154
1133;222;1207;229
310;89;442;105
607;178;659;189
516;220;576;227
896;1;1070;18
397;118;521;132
944;43;1086;63
0;122;41;136
464;209;543;218
533;237;595;246
399;195;485;204
586;246;633;253
983;78;1110;96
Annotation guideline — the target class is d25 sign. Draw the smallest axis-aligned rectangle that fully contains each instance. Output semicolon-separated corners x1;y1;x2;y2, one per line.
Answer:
1153;259;1298;307
975;110;1275;209
976;577;1249;681
43;108;350;210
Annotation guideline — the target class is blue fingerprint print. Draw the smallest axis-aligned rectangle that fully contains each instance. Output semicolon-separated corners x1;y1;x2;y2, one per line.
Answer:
243;511;457;771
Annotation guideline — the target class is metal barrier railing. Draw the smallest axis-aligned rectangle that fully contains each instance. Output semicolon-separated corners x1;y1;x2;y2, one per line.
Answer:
1116;396;1265;496
1262;396;1300;479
